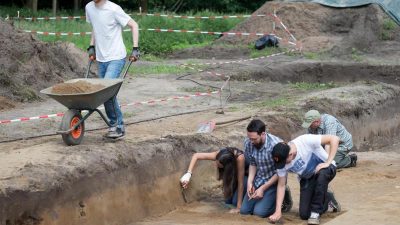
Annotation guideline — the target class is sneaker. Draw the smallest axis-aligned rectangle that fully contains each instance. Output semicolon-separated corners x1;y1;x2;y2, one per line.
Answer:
282;185;293;212
327;190;341;213
349;153;357;167
106;128;125;139
308;212;320;225
104;126;117;137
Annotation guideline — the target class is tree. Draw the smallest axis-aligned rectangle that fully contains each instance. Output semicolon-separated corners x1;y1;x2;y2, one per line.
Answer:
25;0;38;13
52;0;57;16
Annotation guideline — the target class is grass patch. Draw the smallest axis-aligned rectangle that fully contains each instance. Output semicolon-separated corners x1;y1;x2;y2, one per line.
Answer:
249;46;285;58
179;86;214;93
351;48;363;62
381;18;397;41
253;97;292;109
4;7;244;55
289;82;336;90
128;64;189;76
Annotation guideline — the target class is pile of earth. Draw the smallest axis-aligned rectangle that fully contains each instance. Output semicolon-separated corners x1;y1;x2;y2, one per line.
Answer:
170;1;399;59
220;1;400;52
51;80;105;94
0;19;86;105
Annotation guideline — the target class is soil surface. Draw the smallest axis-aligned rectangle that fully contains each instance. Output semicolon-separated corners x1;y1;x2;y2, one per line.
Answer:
1;1;400;225
51;80;105;94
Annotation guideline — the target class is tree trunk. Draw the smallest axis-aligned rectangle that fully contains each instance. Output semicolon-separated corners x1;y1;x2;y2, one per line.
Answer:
140;0;148;13
29;0;38;13
74;0;79;14
52;0;57;16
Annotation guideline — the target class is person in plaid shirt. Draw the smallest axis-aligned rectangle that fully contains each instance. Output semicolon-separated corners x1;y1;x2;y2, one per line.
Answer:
240;119;293;217
302;110;357;168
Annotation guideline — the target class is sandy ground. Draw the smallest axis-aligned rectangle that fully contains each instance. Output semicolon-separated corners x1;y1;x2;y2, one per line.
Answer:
134;150;400;225
1;2;400;224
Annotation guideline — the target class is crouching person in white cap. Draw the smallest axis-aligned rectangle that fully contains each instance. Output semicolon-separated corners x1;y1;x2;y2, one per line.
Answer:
268;134;341;225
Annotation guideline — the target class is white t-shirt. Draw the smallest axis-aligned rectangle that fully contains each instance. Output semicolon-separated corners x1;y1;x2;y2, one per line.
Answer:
277;134;336;179
85;1;131;62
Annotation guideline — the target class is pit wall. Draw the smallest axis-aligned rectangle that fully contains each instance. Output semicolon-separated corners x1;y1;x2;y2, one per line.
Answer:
343;98;400;152
0;136;223;225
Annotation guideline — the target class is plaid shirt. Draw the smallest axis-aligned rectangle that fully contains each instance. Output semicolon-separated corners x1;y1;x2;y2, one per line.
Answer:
244;134;282;189
308;114;353;150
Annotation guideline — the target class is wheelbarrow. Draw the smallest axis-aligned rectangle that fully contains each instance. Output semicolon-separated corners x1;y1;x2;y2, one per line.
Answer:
40;60;132;146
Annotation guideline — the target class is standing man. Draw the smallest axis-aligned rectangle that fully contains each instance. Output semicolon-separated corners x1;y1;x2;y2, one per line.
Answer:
240;119;293;217
269;134;341;225
85;0;140;139
302;110;357;168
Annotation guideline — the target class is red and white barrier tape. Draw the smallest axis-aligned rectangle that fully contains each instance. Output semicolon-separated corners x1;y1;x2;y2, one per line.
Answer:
0;91;219;124
11;13;274;21
23;29;297;46
181;51;288;67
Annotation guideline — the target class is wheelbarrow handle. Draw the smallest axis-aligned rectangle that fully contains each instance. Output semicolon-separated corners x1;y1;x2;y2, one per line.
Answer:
120;60;133;79
85;59;93;78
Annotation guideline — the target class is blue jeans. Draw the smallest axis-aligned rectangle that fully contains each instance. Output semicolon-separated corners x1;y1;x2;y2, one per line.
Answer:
225;176;248;207
240;184;277;218
98;59;125;129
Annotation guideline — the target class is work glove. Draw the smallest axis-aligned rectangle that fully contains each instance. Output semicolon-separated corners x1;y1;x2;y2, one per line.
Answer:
180;172;192;189
129;47;140;62
87;45;96;60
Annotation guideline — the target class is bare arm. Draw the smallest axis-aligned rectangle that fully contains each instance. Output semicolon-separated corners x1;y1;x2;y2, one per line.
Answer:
269;176;286;222
235;154;245;209
90;30;95;45
127;19;139;47
180;151;218;189
320;135;339;165
315;135;339;173
251;174;278;199
247;165;256;197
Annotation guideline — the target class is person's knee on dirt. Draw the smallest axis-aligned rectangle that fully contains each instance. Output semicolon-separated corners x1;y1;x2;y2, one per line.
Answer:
240;119;293;218
180;147;249;213
302;110;357;168
85;0;140;139
268;134;341;225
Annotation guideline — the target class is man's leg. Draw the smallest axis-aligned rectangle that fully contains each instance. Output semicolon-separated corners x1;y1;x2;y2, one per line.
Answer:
103;59;126;137
310;164;337;215
97;61;117;128
299;177;317;220
334;145;352;168
252;185;277;217
240;194;256;215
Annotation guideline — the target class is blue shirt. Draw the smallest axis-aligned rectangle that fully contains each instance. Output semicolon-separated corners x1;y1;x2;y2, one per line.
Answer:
244;134;282;188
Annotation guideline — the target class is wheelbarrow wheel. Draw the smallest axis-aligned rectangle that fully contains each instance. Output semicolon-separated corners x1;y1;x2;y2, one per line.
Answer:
60;109;85;145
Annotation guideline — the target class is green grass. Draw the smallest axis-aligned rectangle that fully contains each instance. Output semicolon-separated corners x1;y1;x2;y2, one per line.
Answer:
3;6;244;56
249;46;285;58
128;64;190;76
351;48;363;62
179;86;214;93
289;82;336;90
381;18;397;41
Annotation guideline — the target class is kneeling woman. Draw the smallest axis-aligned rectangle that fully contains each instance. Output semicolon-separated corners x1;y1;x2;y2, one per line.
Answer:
180;147;249;213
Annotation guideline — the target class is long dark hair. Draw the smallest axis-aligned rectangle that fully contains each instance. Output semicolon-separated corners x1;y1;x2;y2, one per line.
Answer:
216;147;239;199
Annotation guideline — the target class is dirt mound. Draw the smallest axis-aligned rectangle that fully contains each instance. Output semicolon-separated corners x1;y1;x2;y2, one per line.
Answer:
219;2;399;52
0;20;86;102
51;80;105;94
0;96;15;111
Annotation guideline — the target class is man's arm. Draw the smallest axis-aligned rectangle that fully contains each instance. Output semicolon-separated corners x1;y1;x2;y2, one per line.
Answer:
127;19;139;48
247;165;256;197
251;174;278;199
268;176;286;222
316;135;339;173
